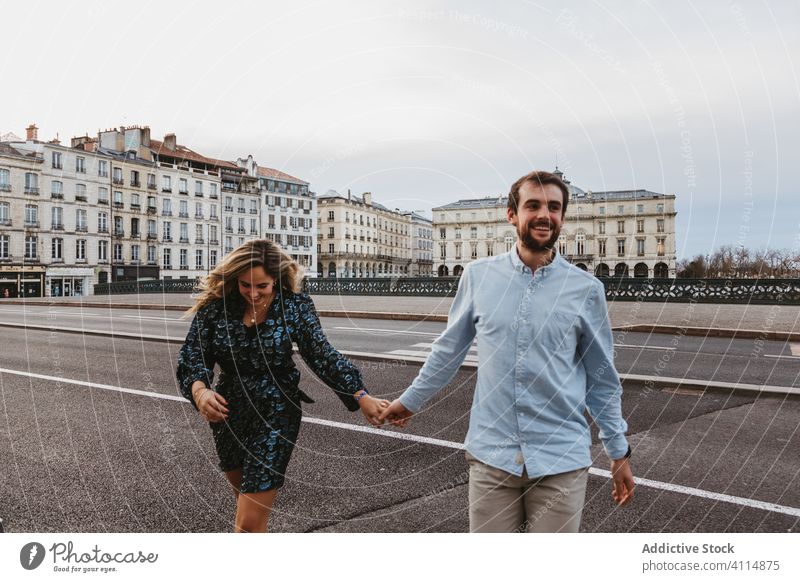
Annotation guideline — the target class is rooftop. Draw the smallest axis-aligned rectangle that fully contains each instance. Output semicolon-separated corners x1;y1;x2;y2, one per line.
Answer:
256;166;308;185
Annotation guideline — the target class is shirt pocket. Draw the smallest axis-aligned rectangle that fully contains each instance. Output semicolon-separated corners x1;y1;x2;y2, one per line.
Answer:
536;311;579;351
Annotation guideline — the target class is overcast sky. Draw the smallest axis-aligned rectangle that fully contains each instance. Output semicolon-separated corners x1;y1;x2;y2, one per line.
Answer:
2;0;798;259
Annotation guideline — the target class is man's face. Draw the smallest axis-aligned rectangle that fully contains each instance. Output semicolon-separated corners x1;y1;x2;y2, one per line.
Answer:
507;181;564;252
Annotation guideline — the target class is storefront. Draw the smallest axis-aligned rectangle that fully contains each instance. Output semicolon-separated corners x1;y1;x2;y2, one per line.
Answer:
0;267;46;298
45;267;95;297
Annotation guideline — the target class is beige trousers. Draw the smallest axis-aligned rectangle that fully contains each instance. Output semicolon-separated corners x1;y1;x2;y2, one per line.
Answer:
466;451;590;533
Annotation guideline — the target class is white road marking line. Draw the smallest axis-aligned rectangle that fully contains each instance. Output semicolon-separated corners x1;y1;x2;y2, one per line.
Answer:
615;344;676;351
764;354;800;360
3;365;800;518
791;343;800;356
0;367;186;402
411;342;477;351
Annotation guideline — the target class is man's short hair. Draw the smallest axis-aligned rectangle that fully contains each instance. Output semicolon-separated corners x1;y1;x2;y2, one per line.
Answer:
508;170;570;216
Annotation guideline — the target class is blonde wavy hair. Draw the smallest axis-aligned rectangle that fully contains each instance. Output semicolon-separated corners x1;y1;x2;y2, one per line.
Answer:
187;239;304;315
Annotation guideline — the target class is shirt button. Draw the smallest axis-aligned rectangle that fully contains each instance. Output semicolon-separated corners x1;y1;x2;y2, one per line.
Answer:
515;452;524;465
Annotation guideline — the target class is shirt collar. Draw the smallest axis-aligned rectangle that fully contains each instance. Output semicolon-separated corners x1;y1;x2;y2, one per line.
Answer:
509;245;565;275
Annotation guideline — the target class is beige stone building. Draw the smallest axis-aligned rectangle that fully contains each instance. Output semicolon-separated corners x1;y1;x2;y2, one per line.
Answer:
316;190;412;277
433;170;677;278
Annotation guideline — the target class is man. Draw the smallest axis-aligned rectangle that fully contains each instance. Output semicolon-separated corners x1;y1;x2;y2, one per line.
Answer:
379;170;634;533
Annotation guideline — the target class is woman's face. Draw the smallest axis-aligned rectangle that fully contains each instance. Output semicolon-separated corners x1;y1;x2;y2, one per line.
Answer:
237;266;276;306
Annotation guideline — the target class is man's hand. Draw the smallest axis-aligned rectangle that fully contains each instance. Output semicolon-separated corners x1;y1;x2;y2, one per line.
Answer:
358;394;390;427
378;399;414;428
610;457;634;506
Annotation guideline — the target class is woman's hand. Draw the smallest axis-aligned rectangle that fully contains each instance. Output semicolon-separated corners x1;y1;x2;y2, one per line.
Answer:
195;387;229;423
358;394;390;427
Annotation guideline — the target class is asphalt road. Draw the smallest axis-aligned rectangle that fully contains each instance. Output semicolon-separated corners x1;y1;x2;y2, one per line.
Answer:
0;325;798;533
0;304;798;388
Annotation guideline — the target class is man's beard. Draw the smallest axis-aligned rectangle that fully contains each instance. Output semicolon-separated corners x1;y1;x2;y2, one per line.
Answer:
519;220;560;252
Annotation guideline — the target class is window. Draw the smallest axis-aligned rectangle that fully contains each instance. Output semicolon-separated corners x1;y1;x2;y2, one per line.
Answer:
180;249;188;268
328;210;334;221
598;221;605;235
25;204;38;225
112;167;123;185
196;224;203;242
162;176;172;192
76;183;87;201
440;243;446;259
147;173;156;188
210;205;217;219
98;212;108;233
637;204;644;214
130;170;140;187
486;241;494;257
0;169;9;190
598;239;606;257
250;199;258;214
0;202;9;224
25;172;38;193
131;217;140;237
195;181;203;195
210;249;217;267
76;209;87;231
179;178;188;194
599;206;605;215
657;203;664;213
113;243;123;262
454;242;462;260
657;237;665;257
576;233;586;255
210;183;217;198
179;200;188;217
180;223;188;242
131;245;140;261
25;235;38;259
195;249;204;269
113;190;123;206
470;226;477;239
470;242;478;259
657;219;665;233
52;238;63;260
98;160;108;177
148;219;156;237
195;202;203;218
617;238;626;257
114;216;123;235
162;199;172;215
131;193;140;208
52;152;62;169
617;220;625;234
210;225;217;242
163;248;171;268
98;187;108;204
617;205;624;214
328;243;334;253
76;157;85;173
250;218;257;234
558;236;567;255
455;228;461;239
237;197;245;212
637;238;645;256
50;206;64;230
51;180;63;198
98;240;108;261
224;196;233;211
76;239;86;261
163;222;172;240
0;234;8;258
637;219;644;233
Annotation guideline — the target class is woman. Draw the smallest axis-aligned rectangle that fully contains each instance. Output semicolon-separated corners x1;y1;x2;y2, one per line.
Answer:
176;239;388;532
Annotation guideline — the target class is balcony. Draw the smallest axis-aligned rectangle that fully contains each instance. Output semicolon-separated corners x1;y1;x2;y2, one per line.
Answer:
98;226;109;233
113;201;124;208
162;210;172;217
237;208;246;214
179;236;189;243
162;236;173;242
24;221;40;228
112;178;124;186
209;239;219;245
180;265;189;270
51;257;64;264
0;219;11;226
130;260;140;265
225;226;233;233
147;206;157;214
130;203;141;210
147;183;157;190
162;187;172;193
178;212;189;218
131;232;140;239
250;209;258;214
76;195;88;202
51;192;64;200
98;199;108;205
0;255;12;262
224;206;233;212
24;187;40;195
131;180;141;188
76;225;88;233
209;193;218;200
195;238;204;244
195;192;203;198
0;184;11;192
52;223;64;231
147;233;157;240
195;213;204;219
179;190;188;196
237;228;246;234
113;231;125;238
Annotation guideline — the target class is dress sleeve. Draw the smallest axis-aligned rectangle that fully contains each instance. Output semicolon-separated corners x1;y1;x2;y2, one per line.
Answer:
294;293;364;412
176;305;217;410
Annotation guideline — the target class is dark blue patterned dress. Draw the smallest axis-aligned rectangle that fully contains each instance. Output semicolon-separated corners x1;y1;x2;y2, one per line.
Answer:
176;290;364;493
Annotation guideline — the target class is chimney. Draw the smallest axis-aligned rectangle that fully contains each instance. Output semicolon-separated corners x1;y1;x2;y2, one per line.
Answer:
347;189;351;201
163;133;177;151
26;124;39;141
141;126;150;146
363;192;372;206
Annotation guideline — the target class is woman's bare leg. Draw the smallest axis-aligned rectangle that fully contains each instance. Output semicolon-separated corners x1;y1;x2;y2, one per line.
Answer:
224;468;243;498
234;489;279;533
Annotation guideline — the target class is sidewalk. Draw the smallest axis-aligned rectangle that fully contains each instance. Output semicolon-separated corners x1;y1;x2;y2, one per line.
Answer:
5;293;800;341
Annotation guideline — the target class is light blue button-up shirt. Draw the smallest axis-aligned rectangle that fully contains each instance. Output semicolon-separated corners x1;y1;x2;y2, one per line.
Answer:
399;248;629;478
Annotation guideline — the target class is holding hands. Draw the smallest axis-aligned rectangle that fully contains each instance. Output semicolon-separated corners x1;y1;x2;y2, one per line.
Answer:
356;392;414;428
